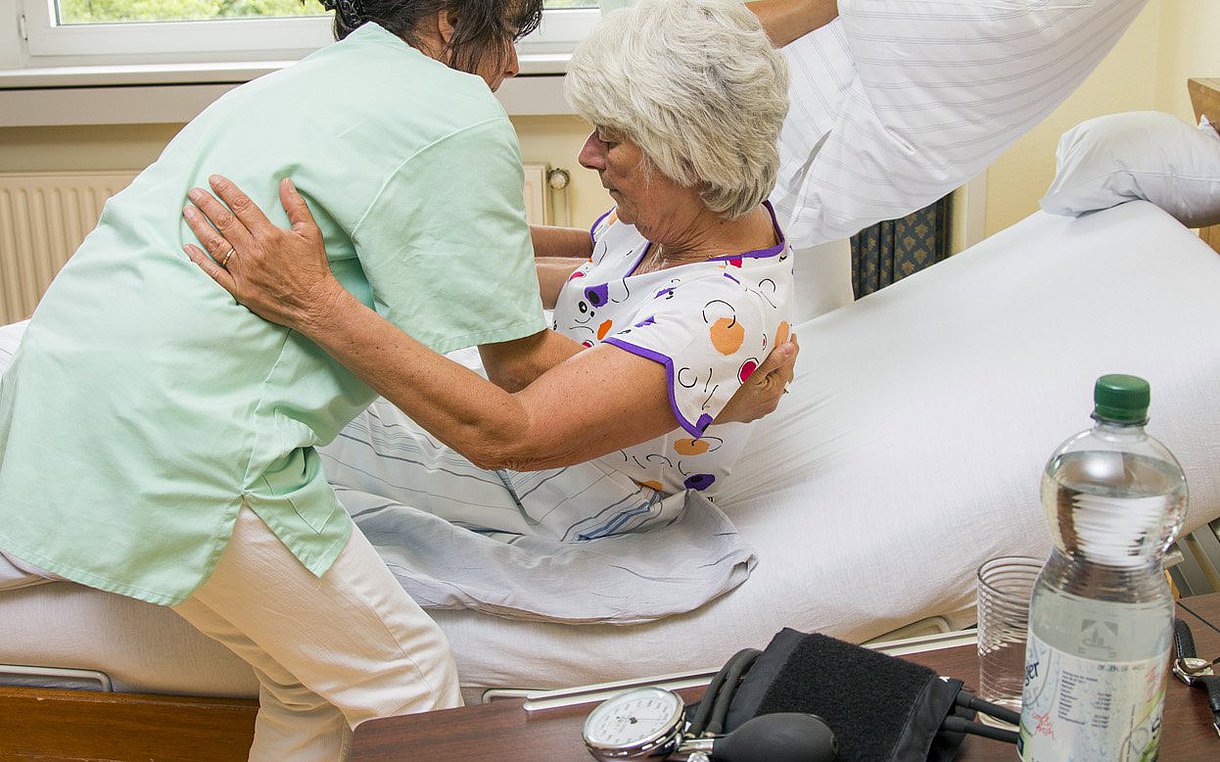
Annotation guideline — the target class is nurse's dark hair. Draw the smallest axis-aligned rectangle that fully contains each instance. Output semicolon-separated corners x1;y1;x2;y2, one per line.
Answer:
320;0;542;74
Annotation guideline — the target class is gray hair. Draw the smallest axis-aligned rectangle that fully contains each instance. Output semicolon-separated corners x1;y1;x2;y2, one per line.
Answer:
565;0;789;220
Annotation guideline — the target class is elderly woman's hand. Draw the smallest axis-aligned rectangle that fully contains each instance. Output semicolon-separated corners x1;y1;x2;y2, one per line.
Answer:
715;334;799;425
182;175;345;332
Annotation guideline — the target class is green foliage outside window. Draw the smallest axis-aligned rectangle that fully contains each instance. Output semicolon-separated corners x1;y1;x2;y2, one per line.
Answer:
59;0;596;24
59;0;324;23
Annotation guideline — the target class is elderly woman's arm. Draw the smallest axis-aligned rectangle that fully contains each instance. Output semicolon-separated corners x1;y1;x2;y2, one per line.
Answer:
748;0;838;47
535;257;588;309
531;226;593;308
532;225;592;258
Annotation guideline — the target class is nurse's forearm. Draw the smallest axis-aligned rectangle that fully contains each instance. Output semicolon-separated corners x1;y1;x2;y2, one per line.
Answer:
296;285;672;472
749;0;838;47
299;286;536;468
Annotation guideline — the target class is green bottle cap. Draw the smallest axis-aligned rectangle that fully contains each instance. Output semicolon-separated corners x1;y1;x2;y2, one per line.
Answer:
1093;374;1150;423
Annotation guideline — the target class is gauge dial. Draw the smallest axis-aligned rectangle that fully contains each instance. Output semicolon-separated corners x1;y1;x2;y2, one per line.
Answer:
582;686;685;757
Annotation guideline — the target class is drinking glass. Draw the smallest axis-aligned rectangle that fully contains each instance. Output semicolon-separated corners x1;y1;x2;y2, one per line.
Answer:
976;555;1042;726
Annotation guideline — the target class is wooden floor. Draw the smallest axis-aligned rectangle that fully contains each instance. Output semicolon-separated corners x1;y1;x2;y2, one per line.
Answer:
0;686;256;761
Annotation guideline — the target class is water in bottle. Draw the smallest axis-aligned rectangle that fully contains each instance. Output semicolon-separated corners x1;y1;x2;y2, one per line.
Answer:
1018;374;1187;761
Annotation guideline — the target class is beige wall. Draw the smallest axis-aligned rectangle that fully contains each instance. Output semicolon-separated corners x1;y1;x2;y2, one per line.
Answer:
0;117;612;231
984;0;1220;236
0;123;183;172
1154;0;1220;118
510;115;611;229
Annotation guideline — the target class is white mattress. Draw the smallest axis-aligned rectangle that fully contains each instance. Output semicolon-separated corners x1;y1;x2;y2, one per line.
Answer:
3;201;1220;698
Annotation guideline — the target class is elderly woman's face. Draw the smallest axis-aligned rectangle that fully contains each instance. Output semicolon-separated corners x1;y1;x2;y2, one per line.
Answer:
578;128;682;230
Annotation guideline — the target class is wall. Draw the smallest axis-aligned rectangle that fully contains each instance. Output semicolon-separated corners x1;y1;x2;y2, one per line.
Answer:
1154;0;1220;119
0;116;611;231
510;114;610;229
0;124;183;172
983;0;1220;237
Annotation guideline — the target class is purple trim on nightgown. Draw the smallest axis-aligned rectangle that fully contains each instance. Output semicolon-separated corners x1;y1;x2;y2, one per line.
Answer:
583;201;786;438
589;207;616;244
631;241;655;275
602;336;710;439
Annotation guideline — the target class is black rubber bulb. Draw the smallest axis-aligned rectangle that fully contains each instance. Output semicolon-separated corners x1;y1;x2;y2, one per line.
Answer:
712;712;838;762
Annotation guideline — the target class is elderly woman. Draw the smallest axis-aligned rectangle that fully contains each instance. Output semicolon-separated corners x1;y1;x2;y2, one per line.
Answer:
184;0;796;613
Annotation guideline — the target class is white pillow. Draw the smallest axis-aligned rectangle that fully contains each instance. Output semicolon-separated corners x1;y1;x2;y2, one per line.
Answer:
1041;111;1220;229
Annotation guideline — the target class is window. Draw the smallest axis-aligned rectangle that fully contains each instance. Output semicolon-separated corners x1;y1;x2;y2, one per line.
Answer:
56;0;327;25
13;0;600;73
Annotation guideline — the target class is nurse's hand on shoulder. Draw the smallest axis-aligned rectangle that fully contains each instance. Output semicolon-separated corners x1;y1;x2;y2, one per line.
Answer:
715;333;800;425
183;175;344;332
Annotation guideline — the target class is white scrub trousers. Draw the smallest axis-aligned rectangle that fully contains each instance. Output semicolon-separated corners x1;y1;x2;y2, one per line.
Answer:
172;504;461;761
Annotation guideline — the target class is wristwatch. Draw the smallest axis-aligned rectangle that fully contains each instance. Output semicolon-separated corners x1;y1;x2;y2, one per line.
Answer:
1172;617;1220;737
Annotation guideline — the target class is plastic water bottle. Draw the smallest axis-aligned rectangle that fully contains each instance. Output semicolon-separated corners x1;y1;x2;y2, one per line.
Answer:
1018;374;1187;761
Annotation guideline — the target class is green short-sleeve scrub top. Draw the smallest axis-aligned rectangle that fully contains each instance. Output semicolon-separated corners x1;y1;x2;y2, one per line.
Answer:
0;23;547;606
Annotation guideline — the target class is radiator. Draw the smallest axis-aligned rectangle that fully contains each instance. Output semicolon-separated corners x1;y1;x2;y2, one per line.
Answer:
522;163;551;229
0;171;137;324
0;165;551;325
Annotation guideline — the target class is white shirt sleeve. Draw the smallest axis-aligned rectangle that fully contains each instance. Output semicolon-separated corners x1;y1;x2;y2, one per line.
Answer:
770;0;1149;248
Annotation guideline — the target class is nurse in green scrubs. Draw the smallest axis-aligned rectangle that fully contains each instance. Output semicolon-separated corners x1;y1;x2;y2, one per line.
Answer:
0;1;556;759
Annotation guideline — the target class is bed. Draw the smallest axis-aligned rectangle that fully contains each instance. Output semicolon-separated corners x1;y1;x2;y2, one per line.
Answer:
3;197;1220;709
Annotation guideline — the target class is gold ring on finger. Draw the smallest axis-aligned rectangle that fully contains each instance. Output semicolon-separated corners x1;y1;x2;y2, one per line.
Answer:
220;248;235;268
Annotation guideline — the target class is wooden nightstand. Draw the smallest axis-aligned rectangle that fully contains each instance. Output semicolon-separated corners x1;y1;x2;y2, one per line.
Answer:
350;594;1220;761
1188;77;1220;253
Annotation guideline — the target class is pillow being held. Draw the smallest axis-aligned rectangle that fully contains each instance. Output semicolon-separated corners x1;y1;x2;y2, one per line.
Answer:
1040;111;1220;229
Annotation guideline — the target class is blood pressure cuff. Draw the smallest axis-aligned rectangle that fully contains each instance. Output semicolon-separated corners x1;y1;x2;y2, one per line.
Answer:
724;628;971;762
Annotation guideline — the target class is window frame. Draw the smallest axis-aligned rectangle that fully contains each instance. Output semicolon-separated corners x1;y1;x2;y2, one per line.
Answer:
14;0;599;74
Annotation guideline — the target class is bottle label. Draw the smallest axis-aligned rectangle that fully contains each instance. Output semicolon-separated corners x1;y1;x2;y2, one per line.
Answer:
1018;630;1166;761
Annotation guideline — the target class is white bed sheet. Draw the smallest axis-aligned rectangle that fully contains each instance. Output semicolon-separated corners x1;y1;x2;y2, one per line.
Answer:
3;201;1219;697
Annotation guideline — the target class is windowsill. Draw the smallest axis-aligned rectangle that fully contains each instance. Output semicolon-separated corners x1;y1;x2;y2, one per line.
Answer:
0;51;570;88
0;55;574;126
0;61;299;89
